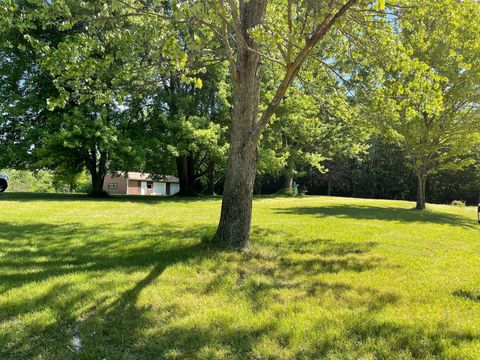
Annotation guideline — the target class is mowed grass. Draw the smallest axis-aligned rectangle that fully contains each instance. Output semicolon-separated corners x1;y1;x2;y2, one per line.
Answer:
1;193;480;359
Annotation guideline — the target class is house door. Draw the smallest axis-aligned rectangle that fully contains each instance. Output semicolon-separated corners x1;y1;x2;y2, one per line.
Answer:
166;182;171;195
128;180;141;195
146;181;153;195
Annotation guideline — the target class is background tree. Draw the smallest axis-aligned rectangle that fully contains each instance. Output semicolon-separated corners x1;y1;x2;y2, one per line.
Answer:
37;103;141;195
139;66;230;196
1;0;186;195
367;0;480;209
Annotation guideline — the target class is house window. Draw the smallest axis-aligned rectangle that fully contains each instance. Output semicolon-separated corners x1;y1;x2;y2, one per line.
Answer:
147;183;153;189
108;183;118;190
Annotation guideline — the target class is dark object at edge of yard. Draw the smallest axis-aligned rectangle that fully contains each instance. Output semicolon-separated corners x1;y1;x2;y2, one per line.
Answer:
0;174;8;192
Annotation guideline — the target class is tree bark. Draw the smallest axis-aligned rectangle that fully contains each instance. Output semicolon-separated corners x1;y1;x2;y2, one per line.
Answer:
88;150;108;196
176;155;196;196
416;174;427;210
215;1;266;249
206;161;215;195
90;172;106;196
280;157;294;194
215;0;356;249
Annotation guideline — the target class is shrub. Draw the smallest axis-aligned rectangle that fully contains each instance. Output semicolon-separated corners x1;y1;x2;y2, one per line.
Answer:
451;200;466;207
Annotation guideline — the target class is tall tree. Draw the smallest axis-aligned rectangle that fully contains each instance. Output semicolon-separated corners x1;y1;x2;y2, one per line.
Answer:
208;0;387;248
368;0;480;209
140;66;230;196
1;0;184;195
5;0;389;248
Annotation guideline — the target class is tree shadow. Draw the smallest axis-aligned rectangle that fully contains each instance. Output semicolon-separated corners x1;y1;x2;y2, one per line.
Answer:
73;229;392;359
452;290;480;303
339;318;479;359
1;219;479;358
0;192;219;204
275;204;476;228
0;219;219;358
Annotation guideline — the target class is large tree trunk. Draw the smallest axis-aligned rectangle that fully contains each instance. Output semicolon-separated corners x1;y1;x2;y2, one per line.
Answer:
215;1;266;249
88;150;108;197
176;155;196;196
215;0;355;249
216;140;257;249
416;174;427;210
90;172;106;196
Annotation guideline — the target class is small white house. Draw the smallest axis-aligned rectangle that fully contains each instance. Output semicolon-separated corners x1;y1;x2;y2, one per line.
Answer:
103;172;180;196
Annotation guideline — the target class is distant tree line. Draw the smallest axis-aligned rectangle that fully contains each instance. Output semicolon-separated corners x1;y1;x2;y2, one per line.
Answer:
254;137;480;206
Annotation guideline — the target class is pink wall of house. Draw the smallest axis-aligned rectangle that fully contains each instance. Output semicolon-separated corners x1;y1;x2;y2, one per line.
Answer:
103;174;129;194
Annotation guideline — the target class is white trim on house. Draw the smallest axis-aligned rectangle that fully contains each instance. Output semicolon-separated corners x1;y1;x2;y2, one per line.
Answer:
141;181;147;195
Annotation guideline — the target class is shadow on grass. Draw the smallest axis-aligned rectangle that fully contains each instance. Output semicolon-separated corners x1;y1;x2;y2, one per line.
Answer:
1;220;478;358
0;219;219;359
275;204;476;228
453;290;480;302
0;192;219;204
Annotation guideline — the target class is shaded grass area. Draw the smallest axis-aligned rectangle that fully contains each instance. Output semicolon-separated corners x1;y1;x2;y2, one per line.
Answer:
275;204;476;228
1;193;480;359
0;191;216;203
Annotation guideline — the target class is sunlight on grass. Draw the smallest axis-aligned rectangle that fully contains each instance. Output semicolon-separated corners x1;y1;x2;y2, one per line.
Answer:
1;193;480;359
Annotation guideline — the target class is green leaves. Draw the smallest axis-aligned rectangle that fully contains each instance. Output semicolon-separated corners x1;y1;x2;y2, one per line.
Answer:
377;0;386;11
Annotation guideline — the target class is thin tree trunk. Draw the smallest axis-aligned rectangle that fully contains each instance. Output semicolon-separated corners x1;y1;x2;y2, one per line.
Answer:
327;178;332;196
206;162;215;195
280;157;294;194
416;174;427;210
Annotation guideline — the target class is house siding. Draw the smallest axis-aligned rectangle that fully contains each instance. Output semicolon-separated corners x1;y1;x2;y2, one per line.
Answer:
103;172;180;196
103;174;128;194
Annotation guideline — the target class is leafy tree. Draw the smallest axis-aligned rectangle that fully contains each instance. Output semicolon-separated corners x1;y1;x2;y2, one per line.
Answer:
139;66;230;196
3;0;392;248
263;76;368;194
52;169;90;193
368;0;480;209
1;1;181;195
0;169;55;193
0;1;63;169
191;0;388;248
37;103;141;195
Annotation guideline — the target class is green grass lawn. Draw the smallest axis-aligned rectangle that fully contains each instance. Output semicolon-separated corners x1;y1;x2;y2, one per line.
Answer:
1;193;480;359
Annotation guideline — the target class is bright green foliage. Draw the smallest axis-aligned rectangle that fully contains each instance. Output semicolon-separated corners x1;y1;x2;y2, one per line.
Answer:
0;1;62;169
261;73;369;186
369;0;480;184
52;169;91;193
1;193;480;358
0;169;55;192
3;0;186;108
1;1;177;192
139;66;231;192
38;104;139;170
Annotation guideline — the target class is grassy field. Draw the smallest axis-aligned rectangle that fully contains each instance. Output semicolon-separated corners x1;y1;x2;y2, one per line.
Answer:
1;193;480;359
